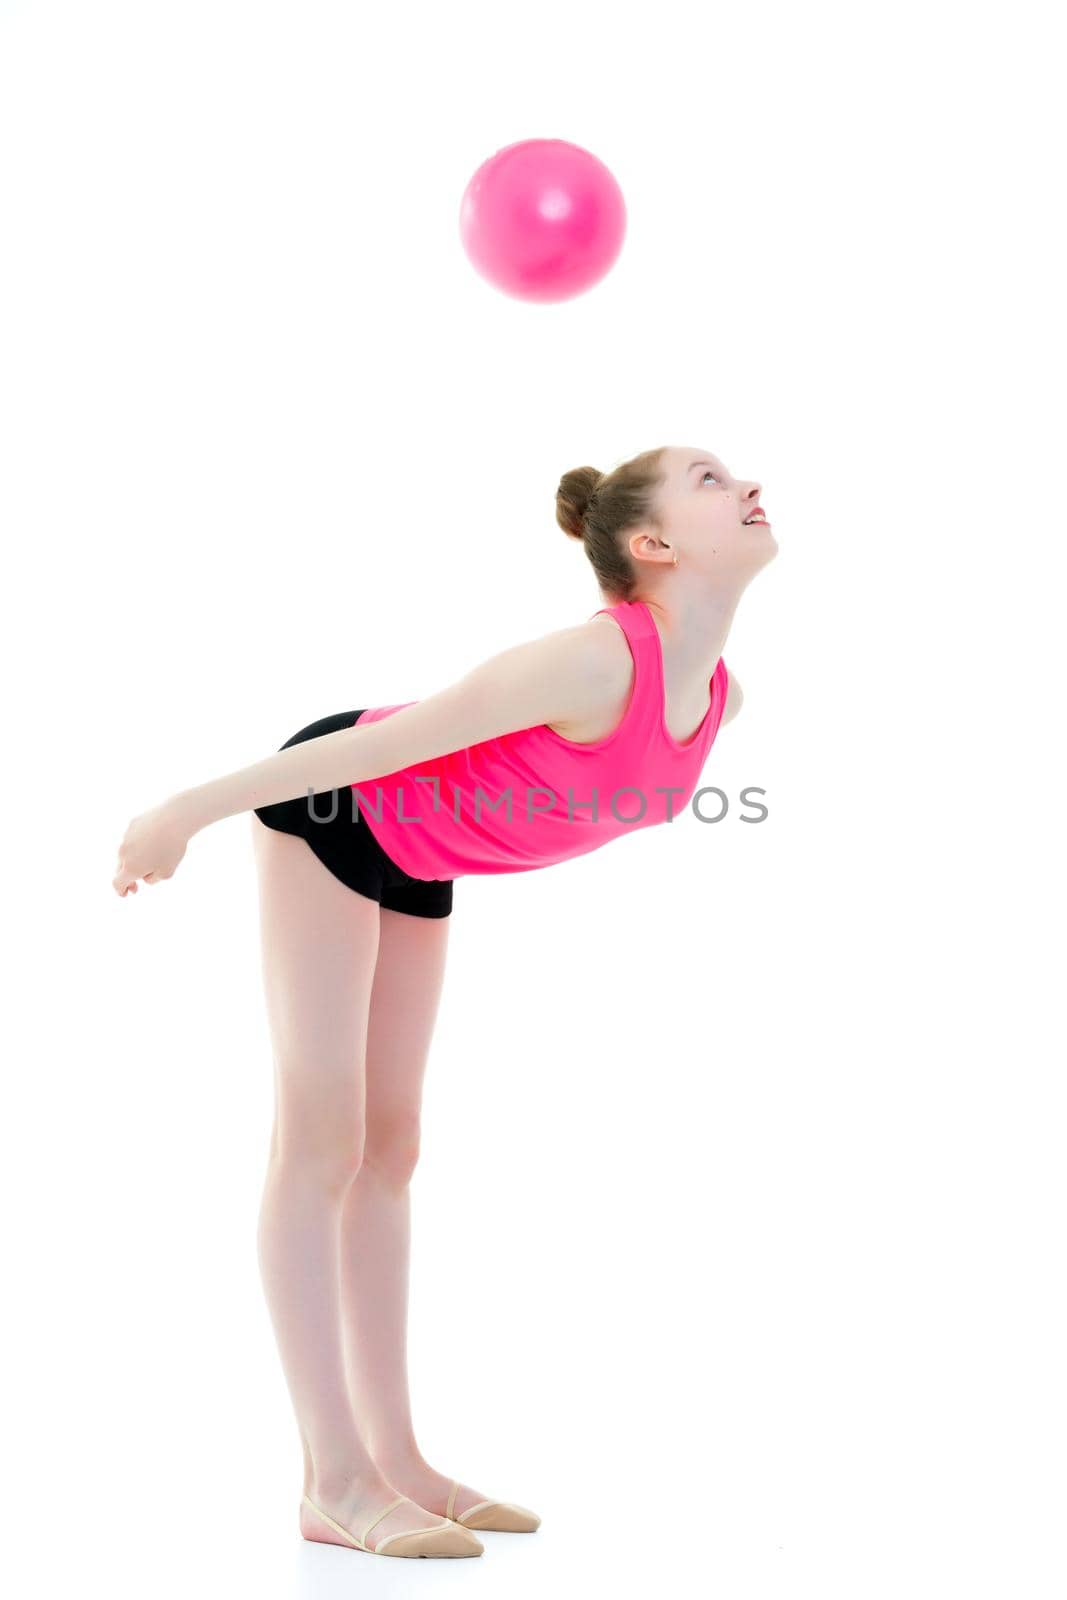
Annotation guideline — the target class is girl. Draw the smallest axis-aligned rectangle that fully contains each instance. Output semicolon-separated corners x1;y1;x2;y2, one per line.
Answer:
112;443;777;1559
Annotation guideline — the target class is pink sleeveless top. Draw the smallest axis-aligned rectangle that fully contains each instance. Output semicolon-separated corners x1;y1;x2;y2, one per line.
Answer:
351;599;730;881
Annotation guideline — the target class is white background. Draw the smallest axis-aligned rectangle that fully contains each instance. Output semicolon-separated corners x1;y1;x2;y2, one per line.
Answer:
2;1;1064;1595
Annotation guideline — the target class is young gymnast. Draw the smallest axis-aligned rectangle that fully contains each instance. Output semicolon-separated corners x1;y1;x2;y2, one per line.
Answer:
112;443;777;1558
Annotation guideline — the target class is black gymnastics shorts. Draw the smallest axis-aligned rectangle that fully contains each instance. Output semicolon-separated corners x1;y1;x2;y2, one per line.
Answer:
252;709;453;919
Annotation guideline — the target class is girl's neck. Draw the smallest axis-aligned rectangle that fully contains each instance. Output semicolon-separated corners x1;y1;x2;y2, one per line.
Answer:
634;585;740;685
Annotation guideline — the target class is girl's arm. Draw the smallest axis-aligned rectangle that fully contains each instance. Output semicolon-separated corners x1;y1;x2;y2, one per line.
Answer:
114;619;622;895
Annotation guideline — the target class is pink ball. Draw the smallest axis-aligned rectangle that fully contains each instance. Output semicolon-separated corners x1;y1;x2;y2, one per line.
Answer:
459;138;627;303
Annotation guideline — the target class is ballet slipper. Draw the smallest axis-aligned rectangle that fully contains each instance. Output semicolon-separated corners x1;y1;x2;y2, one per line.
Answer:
446;1478;541;1532
301;1491;484;1557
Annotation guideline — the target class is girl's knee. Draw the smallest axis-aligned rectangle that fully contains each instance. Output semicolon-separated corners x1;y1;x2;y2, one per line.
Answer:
363;1110;421;1189
271;1109;367;1191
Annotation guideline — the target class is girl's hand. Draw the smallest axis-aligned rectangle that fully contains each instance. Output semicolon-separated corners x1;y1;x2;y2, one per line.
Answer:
113;799;190;896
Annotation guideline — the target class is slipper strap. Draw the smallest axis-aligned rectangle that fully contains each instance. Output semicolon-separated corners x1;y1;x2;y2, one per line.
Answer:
360;1493;408;1545
456;1498;498;1523
301;1494;365;1550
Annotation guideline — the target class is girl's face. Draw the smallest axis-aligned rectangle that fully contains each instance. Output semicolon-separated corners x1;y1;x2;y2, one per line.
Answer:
638;446;778;580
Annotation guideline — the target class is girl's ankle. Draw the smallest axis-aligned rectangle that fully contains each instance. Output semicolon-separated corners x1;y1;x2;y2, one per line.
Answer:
304;1464;387;1503
371;1443;428;1478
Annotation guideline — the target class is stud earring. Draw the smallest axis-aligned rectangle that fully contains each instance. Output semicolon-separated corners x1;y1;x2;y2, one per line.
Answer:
672;551;678;566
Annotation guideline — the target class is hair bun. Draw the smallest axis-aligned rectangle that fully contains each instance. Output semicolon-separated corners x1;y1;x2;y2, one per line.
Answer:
555;466;602;541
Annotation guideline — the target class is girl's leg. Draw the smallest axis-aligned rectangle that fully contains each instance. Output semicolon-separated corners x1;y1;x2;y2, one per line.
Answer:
338;905;494;1519
250;816;453;1547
